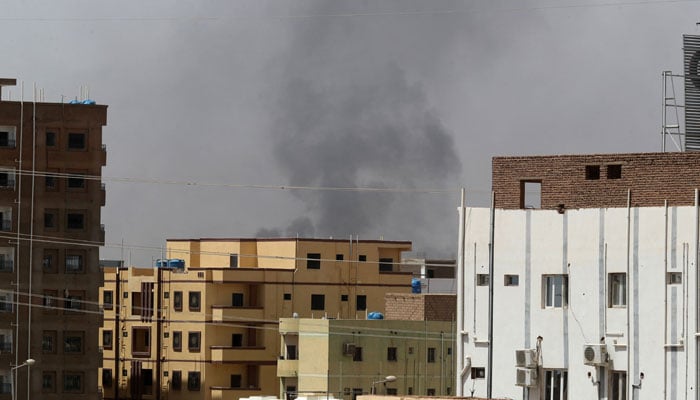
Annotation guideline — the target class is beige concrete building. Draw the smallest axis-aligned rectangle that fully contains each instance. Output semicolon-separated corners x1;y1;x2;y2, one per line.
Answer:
100;238;414;400
278;318;455;400
0;79;107;400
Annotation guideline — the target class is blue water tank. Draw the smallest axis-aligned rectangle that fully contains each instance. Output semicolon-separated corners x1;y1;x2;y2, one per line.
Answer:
154;259;185;269
367;312;384;320
411;278;422;294
68;99;80;104
81;99;96;105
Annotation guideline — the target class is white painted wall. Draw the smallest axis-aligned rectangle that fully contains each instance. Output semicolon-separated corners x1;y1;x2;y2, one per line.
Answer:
459;206;699;400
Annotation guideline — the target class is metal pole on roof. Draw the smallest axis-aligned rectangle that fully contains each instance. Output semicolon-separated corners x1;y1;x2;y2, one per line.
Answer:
487;191;495;399
455;188;466;396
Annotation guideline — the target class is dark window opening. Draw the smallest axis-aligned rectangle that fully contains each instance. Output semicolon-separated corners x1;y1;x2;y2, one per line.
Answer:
67;175;85;189
379;258;393;272
230;374;242;388
132;327;150;357
189;291;200;311
229;253;238;268
44;211;56;229
187;371;201;391
45;176;56;189
471;367;486;379
359;255;367;262
171;371;182;390
336;254;344;261
66;213;85;230
387;347;397;361
232;293;244;307
188;331;201;351
172;331;182;351
232;334;243;347
356;295;367;311
307;253;321;269
286;344;297;360
46;131;56;147
173;291;182;311
67;133;85;150
102;369;113;388
283;293;292;301
311;294;325;310
353;346;363;362
607;164;622;179
427;347;436;363
585;165;601;180
341;294;348;301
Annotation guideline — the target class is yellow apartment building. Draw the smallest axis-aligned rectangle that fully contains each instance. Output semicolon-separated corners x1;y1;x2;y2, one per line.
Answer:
100;238;414;400
277;318;455;400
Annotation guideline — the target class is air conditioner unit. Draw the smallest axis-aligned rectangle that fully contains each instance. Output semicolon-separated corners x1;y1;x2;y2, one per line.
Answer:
515;367;537;387
515;349;538;368
342;343;356;356
583;344;608;366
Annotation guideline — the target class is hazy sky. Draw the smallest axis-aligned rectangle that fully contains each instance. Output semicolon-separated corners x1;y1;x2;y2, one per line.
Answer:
1;0;698;265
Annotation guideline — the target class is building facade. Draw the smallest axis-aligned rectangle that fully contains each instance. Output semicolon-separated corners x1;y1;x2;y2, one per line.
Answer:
458;152;700;400
0;79;107;400
100;238;414;400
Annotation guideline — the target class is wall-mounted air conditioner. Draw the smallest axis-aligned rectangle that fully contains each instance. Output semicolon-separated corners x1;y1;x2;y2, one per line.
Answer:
342;343;356;356
515;367;537;387
515;349;538;368
583;344;608;366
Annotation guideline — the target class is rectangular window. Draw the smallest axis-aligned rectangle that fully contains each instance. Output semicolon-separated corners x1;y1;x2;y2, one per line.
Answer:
131;292;142;316
471;367;485;379
283;293;292;301
102;330;113;350
64;291;84;312
668;272;682;284
63;372;84;393
353;346;363;362
387;347;397;361
189;291;201;311
609;273;627;307
230;374;242;388
42;289;58;314
607;165;622;180
46;131;57;147
188;331;201;351
188;371;201;391
610;371;626;400
543;275;568;308
336;254;344;261
66;212;85;230
132;327;150;357
42;249;58;273
379;258;393;272
102;369;113;388
67;174;85;189
585;165;601;180
544;370;568;400
44;210;57;229
103;290;113;310
173;291;182;311
427;347;436;363
0;293;12;312
427;389;436;396
356;295;367;311
63;331;84;353
341;294;348;301
229;253;238;268
286;344;297;360
232;334;243;347
171;371;182;390
359;255;367;262
0;130;15;148
0;170;15;189
42;371;56;393
520;180;542;209
45;175;56;190
232;293;244;307
307;253;321;269
477;274;489;286
311;294;325;310
504;274;519;286
65;252;85;273
172;331;182;351
42;330;57;353
67;133;86;150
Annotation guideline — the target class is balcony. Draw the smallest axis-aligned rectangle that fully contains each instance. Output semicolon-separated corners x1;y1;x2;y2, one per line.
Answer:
277;359;298;377
210;346;270;363
211;306;264;323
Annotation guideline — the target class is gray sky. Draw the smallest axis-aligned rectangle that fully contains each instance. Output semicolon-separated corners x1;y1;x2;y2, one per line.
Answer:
1;0;698;265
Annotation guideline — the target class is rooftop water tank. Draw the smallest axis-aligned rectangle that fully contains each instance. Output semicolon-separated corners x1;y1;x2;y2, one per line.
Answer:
367;312;384;320
411;277;422;294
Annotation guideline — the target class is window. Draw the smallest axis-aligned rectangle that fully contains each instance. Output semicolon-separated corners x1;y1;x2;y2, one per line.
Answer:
0;171;14;189
609;273;627;307
63;372;83;393
585;165;601;180
42;371;56;393
544;275;568;308
544;369;567;400
173;291;182;311
43;249;58;273
0;253;11;272
232;334;243;347
610;371;626;400
189;291;200;311
131;292;142;315
230;253;238;268
188;331;201;351
103;330;113;350
336;254;344;261
359;255;367;262
427;347;436;363
311;294;325;310
132;327;150;357
307;253;321;269
427;389;436;396
42;289;58;314
471;367;485;379
520;180;541;209
379;258;393;272
286;344;297;360
66;212;85;230
67;174;85;189
668;272;682;284
45;176;56;190
103;290;113;310
408;387;413;395
283;293;292;301
386;388;398;395
171;371;182;390
0;293;12;312
102;369;113;388
64;331;84;353
607;165;622;180
42;330;57;353
341;294;348;301
356;295;367;311
477;274;489;286
67;133;86;150
187;371;201;391
447;347;452;355
230;374;242;388
232;293;244;307
65;252;84;273
0;129;15;148
353;346;363;362
43;210;57;229
46;131;56;147
387;347;397;362
172;331;182;351
505;274;519;286
64;291;84;312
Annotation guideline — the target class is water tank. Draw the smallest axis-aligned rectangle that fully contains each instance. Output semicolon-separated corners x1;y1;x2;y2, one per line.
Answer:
154;259;185;269
411;277;422;294
367;312;384;320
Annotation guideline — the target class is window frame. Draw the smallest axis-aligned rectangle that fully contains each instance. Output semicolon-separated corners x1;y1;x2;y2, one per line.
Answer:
306;253;321;269
173;291;183;311
188;331;201;352
311;294;325;310
387;346;397;362
187;371;201;391
543;274;568;308
172;331;182;352
63;371;84;393
63;331;84;354
102;329;113;350
67;132;86;150
608;273;627;308
543;369;568;400
188;291;201;311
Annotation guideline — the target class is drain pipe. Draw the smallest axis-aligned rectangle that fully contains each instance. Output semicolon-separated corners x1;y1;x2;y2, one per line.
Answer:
486;191;495;399
456;188;466;396
625;189;632;399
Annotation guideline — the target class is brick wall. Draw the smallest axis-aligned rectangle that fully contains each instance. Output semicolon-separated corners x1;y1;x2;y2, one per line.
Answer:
384;293;456;321
492;152;700;209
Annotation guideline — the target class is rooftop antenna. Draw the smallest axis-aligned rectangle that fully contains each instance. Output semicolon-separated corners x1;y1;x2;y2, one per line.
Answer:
661;70;684;152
